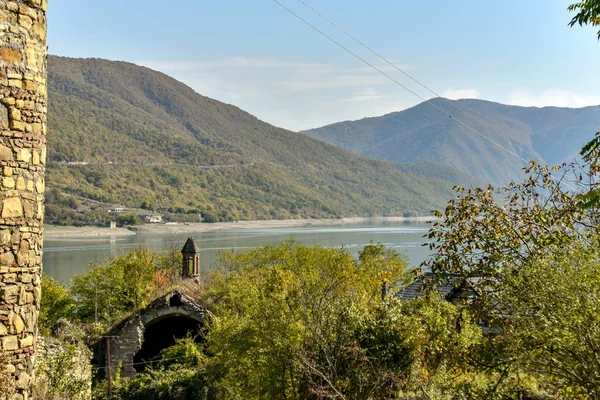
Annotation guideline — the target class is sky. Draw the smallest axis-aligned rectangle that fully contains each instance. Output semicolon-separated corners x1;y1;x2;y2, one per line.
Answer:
48;0;600;131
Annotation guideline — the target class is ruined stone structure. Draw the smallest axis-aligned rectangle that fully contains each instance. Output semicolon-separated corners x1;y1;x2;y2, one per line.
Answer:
0;1;48;399
100;290;209;377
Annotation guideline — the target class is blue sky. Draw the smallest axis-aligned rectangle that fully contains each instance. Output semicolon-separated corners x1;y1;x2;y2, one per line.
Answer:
48;0;600;131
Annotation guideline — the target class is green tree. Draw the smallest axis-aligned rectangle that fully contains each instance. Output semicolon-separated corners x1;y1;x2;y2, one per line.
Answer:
39;275;75;335
497;242;600;398
70;248;180;325
116;213;138;227
423;160;598;316
202;241;410;399
423;151;600;397
569;0;600;39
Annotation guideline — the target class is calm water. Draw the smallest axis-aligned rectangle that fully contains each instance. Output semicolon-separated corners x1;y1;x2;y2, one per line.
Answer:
43;221;434;284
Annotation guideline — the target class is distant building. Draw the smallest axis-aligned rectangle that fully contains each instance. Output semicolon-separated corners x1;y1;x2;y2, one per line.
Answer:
145;215;163;223
107;208;125;214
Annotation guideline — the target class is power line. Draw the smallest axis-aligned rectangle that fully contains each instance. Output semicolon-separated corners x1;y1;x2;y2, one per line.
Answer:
271;0;529;164
295;0;544;165
270;0;581;192
92;354;191;371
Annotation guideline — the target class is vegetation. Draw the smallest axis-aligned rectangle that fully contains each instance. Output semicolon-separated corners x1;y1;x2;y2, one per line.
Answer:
69;247;181;328
569;0;600;39
304;98;600;185
34;339;92;400
39;275;75;336
45;56;484;225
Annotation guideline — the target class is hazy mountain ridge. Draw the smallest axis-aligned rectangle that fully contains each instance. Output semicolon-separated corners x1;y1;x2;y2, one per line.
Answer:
46;56;483;224
304;98;600;184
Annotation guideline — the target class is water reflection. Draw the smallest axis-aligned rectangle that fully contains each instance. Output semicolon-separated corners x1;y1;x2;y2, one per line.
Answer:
43;222;434;284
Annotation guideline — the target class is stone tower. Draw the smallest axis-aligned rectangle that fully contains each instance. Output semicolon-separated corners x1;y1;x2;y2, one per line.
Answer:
181;237;200;278
0;0;48;399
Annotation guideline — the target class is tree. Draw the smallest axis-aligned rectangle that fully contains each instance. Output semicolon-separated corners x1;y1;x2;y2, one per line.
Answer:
569;0;600;39
202;241;411;399
39;275;75;335
423;160;597;315
496;242;600;397
423;147;600;397
70;248;180;325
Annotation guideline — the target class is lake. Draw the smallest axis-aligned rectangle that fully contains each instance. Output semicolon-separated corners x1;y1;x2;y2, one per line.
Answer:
43;221;434;284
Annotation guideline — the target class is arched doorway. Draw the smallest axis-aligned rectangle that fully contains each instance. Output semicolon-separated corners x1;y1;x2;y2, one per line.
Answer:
133;314;204;372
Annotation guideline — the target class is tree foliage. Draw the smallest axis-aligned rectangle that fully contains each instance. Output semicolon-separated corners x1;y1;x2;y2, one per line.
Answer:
202;242;411;399
70;247;181;326
424;141;600;396
569;0;600;39
39;275;75;335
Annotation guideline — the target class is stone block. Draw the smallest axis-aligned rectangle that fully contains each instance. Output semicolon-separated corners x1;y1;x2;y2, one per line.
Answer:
0;144;12;161
0;47;22;63
11;312;24;334
0;321;7;335
3;176;15;188
14;370;29;389
34;178;42;193
9;119;25;130
3;167;13;176
1;335;18;350
7;79;22;89
16;149;30;162
0;103;8;129
0;251;15;267
9;107;20;121
23;203;34;218
2;197;22;218
16;177;25;191
0;229;11;245
19;335;33;348
1;283;18;302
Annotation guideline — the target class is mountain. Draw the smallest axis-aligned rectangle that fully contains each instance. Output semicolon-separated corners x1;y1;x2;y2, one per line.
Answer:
46;56;482;225
304;98;600;184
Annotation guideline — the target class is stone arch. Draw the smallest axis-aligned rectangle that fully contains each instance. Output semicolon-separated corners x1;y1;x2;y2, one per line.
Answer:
132;313;204;372
99;290;209;377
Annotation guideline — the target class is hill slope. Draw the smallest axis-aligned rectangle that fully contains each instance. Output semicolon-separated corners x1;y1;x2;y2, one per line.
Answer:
304;98;600;184
46;57;481;224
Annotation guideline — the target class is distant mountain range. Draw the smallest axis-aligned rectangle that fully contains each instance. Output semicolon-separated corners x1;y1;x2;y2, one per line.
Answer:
46;56;482;224
304;98;600;184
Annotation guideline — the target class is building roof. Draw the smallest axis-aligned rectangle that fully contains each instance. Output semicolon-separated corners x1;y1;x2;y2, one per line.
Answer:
181;237;200;254
397;272;476;302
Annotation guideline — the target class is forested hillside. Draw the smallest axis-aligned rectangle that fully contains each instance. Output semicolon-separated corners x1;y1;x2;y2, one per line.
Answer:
304;98;600;184
46;57;481;224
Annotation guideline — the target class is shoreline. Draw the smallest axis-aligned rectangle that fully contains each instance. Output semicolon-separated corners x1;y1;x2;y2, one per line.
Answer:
45;216;437;239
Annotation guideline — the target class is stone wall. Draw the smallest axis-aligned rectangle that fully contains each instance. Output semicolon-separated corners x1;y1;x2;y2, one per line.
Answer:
99;290;209;377
0;1;47;399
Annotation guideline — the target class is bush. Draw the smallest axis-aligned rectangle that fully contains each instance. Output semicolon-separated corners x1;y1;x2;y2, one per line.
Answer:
39;275;75;335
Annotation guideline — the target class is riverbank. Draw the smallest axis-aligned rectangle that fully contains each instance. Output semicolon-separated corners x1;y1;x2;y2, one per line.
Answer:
45;216;437;238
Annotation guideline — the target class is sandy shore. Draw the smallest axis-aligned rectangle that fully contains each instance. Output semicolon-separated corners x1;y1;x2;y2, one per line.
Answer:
45;216;437;239
45;225;136;238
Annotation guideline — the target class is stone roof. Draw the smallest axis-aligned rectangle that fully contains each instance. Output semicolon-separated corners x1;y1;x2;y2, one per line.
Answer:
181;237;200;254
106;288;207;335
397;272;476;301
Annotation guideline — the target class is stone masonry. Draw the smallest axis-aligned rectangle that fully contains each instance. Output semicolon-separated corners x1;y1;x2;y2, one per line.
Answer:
0;1;47;399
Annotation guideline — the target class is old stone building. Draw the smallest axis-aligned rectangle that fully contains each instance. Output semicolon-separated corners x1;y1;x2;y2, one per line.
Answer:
96;238;207;378
0;1;47;399
181;236;200;278
99;289;209;377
